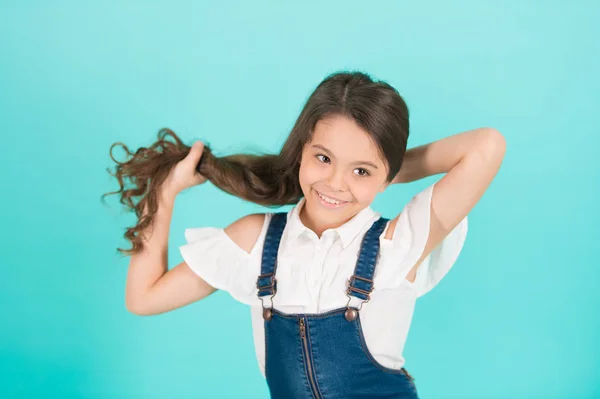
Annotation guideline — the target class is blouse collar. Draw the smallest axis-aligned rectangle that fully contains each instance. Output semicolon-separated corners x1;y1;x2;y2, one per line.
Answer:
285;197;379;249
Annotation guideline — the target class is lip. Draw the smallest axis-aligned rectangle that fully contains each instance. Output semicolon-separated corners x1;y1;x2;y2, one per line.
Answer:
313;189;350;209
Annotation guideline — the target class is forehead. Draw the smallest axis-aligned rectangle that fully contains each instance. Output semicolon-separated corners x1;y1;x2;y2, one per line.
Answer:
307;115;385;165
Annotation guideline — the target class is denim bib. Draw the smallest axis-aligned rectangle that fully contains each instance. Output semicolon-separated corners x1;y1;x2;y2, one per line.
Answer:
256;212;419;399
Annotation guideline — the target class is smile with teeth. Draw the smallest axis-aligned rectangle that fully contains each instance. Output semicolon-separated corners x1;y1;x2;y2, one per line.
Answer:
315;190;349;207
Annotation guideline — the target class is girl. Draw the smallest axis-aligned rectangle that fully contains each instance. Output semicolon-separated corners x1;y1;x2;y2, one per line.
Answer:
104;71;505;398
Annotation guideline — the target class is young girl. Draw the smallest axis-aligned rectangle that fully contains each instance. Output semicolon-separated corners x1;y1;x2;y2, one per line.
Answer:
105;71;505;398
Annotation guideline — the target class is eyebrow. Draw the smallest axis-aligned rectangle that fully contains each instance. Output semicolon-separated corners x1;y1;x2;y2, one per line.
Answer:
311;144;379;169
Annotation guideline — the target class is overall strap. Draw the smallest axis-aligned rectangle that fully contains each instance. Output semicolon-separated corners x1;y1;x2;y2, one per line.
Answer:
346;216;390;302
257;212;288;299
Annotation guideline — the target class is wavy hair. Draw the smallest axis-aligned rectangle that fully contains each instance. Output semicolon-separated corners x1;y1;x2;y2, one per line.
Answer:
102;70;410;256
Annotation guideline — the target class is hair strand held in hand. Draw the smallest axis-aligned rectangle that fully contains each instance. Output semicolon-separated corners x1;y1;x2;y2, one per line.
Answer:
102;70;409;257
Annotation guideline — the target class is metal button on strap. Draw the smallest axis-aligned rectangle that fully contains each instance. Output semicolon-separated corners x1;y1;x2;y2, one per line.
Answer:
263;308;273;321
344;307;358;321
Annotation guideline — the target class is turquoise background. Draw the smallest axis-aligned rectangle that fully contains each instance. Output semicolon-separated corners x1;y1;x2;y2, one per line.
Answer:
1;1;598;398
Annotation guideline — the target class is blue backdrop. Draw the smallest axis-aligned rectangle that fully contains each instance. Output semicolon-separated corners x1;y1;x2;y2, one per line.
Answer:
1;1;598;398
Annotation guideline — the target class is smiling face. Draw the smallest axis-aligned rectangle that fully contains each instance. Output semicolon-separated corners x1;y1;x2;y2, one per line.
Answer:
298;114;391;231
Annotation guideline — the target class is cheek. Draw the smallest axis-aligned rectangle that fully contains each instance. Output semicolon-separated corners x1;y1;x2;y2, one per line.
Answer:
349;181;382;203
298;165;309;187
299;162;324;186
351;187;376;203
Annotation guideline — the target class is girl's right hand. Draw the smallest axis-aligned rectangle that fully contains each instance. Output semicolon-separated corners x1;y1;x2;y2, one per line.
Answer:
164;141;208;195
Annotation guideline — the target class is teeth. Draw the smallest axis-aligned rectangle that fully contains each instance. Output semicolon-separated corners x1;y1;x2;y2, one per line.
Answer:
318;191;344;205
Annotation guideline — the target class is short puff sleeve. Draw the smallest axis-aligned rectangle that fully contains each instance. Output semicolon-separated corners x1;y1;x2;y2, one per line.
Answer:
376;182;468;297
179;213;272;306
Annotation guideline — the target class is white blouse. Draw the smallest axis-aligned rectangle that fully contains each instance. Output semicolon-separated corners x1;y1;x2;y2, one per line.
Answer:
179;182;468;377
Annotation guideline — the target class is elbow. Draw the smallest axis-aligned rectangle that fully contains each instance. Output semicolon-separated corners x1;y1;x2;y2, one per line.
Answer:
126;295;152;316
126;299;144;316
478;127;506;159
126;303;153;317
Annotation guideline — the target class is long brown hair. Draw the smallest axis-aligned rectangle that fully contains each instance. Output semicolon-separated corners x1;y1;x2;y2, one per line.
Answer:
102;70;410;256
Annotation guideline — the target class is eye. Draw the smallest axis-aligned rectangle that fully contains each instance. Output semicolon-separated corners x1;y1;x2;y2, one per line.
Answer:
316;154;330;163
354;168;371;177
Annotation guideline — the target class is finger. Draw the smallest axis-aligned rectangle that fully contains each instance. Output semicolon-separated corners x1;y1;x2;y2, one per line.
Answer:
186;141;204;162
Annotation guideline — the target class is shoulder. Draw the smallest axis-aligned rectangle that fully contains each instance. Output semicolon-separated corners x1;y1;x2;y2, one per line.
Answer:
383;216;400;240
180;212;274;306
375;182;468;294
224;213;271;254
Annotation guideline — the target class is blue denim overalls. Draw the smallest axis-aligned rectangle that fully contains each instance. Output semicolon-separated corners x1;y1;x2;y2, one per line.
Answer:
256;212;419;399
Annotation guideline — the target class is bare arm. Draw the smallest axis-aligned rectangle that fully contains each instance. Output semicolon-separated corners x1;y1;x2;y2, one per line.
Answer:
386;127;506;282
125;187;265;316
124;189;212;315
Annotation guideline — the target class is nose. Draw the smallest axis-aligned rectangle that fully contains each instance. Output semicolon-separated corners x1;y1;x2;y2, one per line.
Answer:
325;168;346;191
